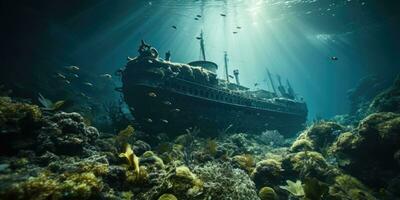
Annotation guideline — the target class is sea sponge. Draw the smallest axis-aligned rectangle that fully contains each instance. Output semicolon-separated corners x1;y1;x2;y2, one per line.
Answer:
158;193;178;200
258;187;278;200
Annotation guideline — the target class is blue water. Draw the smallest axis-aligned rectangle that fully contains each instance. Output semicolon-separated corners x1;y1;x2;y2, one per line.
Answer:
1;0;399;119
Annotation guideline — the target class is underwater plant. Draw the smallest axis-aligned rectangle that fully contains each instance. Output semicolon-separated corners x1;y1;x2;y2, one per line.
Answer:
279;180;305;197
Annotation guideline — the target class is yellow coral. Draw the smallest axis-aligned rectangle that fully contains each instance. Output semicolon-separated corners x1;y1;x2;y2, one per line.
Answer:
119;144;140;175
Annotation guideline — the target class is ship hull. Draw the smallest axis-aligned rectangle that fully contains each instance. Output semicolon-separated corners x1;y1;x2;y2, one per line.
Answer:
123;83;306;137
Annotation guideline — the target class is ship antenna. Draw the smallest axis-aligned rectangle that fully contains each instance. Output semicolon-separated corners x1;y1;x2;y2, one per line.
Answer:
266;68;277;95
200;30;206;61
224;51;230;82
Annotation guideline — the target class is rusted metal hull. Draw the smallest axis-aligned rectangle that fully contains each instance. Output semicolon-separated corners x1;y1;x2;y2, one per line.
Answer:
122;82;306;137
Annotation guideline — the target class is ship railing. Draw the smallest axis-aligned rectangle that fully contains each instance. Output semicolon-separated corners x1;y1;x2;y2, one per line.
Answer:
167;78;306;115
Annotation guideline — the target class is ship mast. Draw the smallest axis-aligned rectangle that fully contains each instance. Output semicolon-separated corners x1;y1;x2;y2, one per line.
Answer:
224;51;230;82
200;30;206;61
266;68;277;95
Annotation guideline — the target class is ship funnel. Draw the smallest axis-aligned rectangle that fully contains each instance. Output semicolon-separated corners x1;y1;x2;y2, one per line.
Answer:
233;69;240;85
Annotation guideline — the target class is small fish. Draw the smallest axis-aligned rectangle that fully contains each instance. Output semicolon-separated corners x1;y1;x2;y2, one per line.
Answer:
65;65;80;71
148;92;157;97
196;36;201;40
194;17;199;20
196;15;202;18
63;80;71;84
80;92;91;99
236;26;242;29
148;60;153;63
171;108;181;112
100;74;112;79
163;101;172;106
233;31;238;34
71;73;79;78
220;13;226;17
55;73;66;79
331;56;338;61
172;25;177;29
254;83;259;87
161;119;168;124
83;82;93;87
146;118;153;123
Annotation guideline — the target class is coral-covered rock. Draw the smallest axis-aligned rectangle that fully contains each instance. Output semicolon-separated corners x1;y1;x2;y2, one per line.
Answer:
330;112;400;188
369;74;400;114
329;175;377;200
133;140;151;156
290;138;314;152
193;162;259;200
294;121;344;154
251;159;283;188
0;97;42;154
36;112;99;155
282;151;336;180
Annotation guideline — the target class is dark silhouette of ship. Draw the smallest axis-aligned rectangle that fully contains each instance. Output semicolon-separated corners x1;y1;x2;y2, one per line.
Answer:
120;34;307;137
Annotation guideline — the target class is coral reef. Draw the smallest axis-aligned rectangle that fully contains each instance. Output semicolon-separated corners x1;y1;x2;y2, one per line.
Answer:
1;83;400;200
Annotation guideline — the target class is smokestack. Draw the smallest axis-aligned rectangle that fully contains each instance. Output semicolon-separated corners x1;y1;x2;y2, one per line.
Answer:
233;69;240;85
